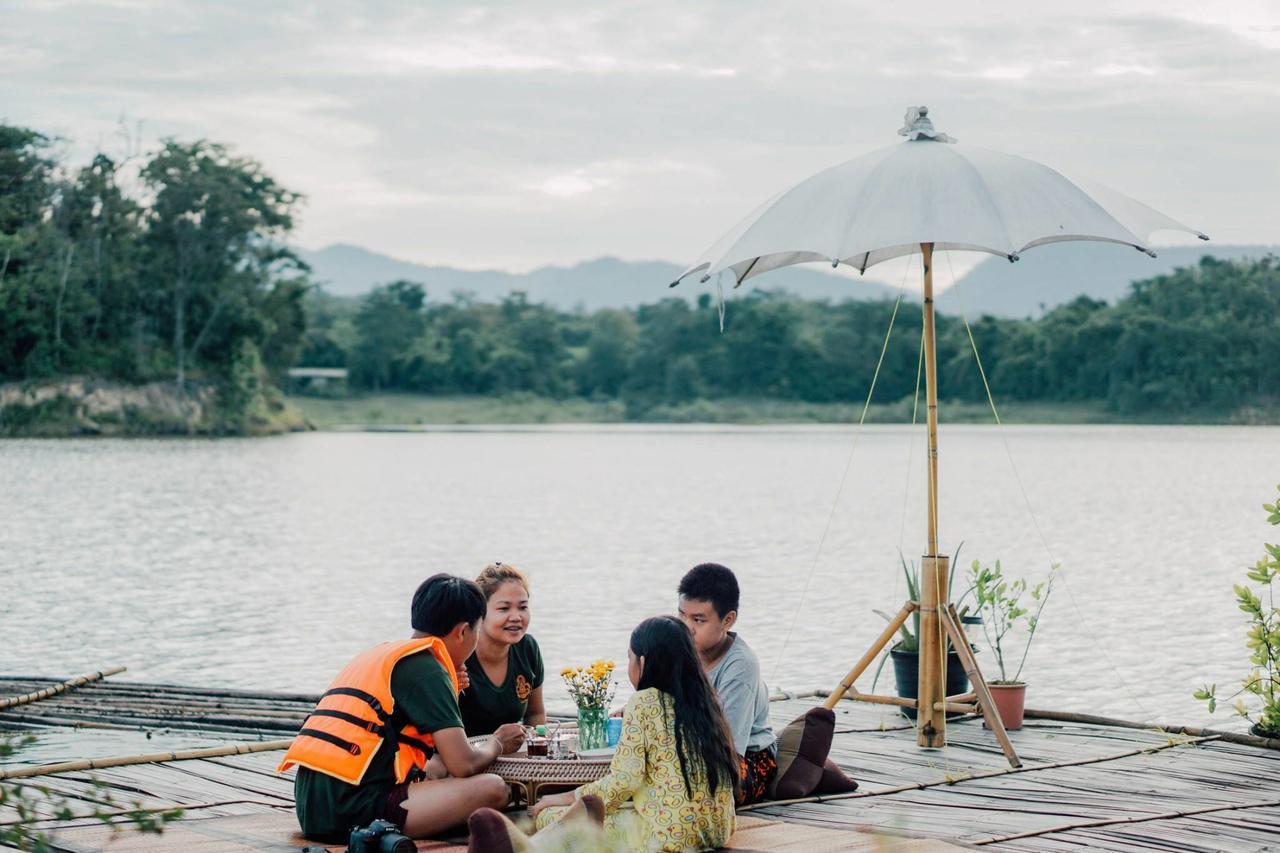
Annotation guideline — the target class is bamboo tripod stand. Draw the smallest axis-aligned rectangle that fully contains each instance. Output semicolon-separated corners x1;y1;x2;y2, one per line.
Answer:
822;243;1021;769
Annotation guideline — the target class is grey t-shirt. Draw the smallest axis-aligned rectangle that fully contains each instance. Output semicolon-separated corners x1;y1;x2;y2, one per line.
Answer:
707;633;776;756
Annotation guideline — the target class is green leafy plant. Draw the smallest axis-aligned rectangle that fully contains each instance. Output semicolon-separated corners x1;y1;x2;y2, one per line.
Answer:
1195;485;1280;737
967;559;1056;684
0;734;184;852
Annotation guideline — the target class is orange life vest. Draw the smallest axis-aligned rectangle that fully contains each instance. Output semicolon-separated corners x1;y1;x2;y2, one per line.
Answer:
277;637;460;786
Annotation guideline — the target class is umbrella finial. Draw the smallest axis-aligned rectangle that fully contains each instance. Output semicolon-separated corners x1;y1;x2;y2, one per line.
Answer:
899;106;956;143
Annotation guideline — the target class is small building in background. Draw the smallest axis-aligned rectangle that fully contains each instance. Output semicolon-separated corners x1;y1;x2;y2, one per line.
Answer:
286;367;348;396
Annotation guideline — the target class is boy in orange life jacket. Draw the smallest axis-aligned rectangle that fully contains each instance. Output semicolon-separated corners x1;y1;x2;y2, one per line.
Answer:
280;574;526;841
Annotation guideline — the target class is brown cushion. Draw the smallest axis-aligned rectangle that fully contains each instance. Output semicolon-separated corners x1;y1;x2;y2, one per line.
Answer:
767;707;834;800
814;757;859;794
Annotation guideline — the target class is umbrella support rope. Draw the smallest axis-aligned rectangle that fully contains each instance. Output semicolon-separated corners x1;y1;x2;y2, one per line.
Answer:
942;250;1160;721
767;281;907;685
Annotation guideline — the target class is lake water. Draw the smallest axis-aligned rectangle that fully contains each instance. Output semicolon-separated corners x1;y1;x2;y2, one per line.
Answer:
2;425;1277;755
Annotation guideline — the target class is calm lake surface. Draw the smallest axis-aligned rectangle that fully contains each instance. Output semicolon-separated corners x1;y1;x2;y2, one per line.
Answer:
3;425;1278;759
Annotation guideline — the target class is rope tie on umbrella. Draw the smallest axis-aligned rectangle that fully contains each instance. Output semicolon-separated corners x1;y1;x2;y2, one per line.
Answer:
941;250;1159;721
768;258;912;685
715;271;727;332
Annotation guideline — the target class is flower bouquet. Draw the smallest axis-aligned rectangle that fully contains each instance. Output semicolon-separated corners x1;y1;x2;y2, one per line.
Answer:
561;660;616;750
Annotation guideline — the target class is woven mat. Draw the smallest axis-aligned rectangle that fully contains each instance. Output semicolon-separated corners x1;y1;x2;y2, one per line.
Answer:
723;815;967;852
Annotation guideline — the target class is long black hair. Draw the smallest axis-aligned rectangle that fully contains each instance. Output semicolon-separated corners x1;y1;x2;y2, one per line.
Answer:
630;615;740;800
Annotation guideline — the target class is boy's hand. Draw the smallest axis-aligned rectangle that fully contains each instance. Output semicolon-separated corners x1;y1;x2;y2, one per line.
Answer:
493;723;525;755
456;667;471;692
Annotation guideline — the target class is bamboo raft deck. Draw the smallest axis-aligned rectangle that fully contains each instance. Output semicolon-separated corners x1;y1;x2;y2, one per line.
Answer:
3;675;1279;851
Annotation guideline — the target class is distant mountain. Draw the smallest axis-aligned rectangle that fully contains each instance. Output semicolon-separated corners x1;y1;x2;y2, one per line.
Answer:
935;242;1279;318
296;241;1279;316
294;244;902;310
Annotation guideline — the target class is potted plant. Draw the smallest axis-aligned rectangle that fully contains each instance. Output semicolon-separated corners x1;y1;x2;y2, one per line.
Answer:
966;559;1056;730
1194;486;1280;739
873;552;975;719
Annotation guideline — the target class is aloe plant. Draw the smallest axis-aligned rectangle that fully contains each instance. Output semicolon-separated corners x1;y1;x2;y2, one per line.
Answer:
1195;485;1280;737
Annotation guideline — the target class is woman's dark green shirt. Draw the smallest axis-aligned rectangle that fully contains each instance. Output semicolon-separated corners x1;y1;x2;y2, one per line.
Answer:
459;634;544;736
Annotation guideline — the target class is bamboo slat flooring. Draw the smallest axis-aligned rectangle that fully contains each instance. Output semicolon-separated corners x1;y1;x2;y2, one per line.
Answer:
4;678;1280;851
755;697;1280;850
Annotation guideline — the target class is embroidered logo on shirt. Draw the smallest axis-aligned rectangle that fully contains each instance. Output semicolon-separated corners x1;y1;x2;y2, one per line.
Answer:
515;674;532;701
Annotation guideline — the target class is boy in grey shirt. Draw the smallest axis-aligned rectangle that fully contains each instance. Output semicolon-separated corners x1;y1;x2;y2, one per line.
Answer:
677;563;778;804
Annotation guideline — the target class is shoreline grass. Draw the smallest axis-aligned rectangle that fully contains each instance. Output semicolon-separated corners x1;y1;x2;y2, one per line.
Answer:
290;393;1280;429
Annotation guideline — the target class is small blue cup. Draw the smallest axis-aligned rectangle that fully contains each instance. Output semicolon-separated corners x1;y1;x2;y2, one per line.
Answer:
606;717;623;747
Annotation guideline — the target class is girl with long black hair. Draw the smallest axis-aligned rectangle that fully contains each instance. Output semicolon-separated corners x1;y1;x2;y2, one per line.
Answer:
528;614;738;850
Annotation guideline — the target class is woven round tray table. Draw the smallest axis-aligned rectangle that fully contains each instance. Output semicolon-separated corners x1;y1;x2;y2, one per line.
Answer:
486;747;613;805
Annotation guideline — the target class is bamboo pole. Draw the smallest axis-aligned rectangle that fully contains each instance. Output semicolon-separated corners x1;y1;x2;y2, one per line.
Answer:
917;556;947;748
736;734;1219;813
0;667;126;710
917;241;948;751
971;796;1280;846
824;602;917;709
1023;707;1280;751
945;605;1019;768
921;242;939;557
843;690;974;715
0;798;292;828
0;739;292;781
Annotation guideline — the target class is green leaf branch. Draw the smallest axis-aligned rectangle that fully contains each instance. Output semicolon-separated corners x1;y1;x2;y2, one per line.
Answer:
1196;484;1280;736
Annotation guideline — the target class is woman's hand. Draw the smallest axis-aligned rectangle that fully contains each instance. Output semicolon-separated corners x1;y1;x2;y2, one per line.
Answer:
456;667;471;692
492;722;525;755
529;791;576;818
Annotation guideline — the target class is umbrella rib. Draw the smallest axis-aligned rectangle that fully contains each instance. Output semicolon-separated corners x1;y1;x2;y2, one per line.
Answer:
733;257;761;288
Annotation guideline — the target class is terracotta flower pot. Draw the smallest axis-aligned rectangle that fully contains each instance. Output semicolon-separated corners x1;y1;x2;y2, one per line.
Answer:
983;682;1026;730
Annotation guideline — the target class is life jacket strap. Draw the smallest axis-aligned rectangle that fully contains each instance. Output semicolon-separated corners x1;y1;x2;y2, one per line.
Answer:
321;687;390;722
309;708;384;734
297;727;362;756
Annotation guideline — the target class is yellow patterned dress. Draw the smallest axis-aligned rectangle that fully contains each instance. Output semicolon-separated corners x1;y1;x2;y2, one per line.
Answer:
535;687;736;851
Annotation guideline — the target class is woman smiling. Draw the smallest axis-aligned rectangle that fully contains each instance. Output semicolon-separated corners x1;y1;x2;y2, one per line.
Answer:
458;562;546;736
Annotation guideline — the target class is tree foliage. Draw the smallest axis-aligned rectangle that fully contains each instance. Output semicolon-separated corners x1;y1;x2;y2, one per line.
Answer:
300;256;1280;418
0;123;307;388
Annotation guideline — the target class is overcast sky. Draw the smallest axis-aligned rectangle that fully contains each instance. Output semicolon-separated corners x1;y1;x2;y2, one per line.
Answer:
5;0;1278;277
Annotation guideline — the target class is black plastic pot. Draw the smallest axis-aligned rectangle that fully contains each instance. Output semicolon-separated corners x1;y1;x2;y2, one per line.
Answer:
890;646;970;720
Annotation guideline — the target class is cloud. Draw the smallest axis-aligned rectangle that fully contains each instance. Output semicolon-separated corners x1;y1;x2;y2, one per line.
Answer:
2;1;1277;270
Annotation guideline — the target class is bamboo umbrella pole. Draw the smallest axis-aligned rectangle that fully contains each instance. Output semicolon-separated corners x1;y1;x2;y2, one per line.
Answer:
917;241;947;750
0;667;126;710
0;739;292;781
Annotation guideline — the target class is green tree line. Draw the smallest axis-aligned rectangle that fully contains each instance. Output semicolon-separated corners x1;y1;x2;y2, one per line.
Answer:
4;121;1277;421
0;124;307;404
304;255;1280;417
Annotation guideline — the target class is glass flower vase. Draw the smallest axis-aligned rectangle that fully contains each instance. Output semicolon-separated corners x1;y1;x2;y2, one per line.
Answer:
577;705;608;751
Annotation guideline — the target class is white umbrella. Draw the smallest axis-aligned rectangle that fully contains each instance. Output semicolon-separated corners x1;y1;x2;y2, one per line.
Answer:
672;107;1207;758
673;106;1207;287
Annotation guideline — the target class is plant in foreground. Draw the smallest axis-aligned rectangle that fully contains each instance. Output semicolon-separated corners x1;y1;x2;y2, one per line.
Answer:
0;734;184;852
1196;485;1280;737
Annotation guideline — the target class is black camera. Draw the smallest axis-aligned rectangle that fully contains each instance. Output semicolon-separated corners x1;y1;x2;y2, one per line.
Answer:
347;819;415;853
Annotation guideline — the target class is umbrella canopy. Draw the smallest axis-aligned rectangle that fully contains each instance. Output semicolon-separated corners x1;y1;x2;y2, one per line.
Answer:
673;106;1207;287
